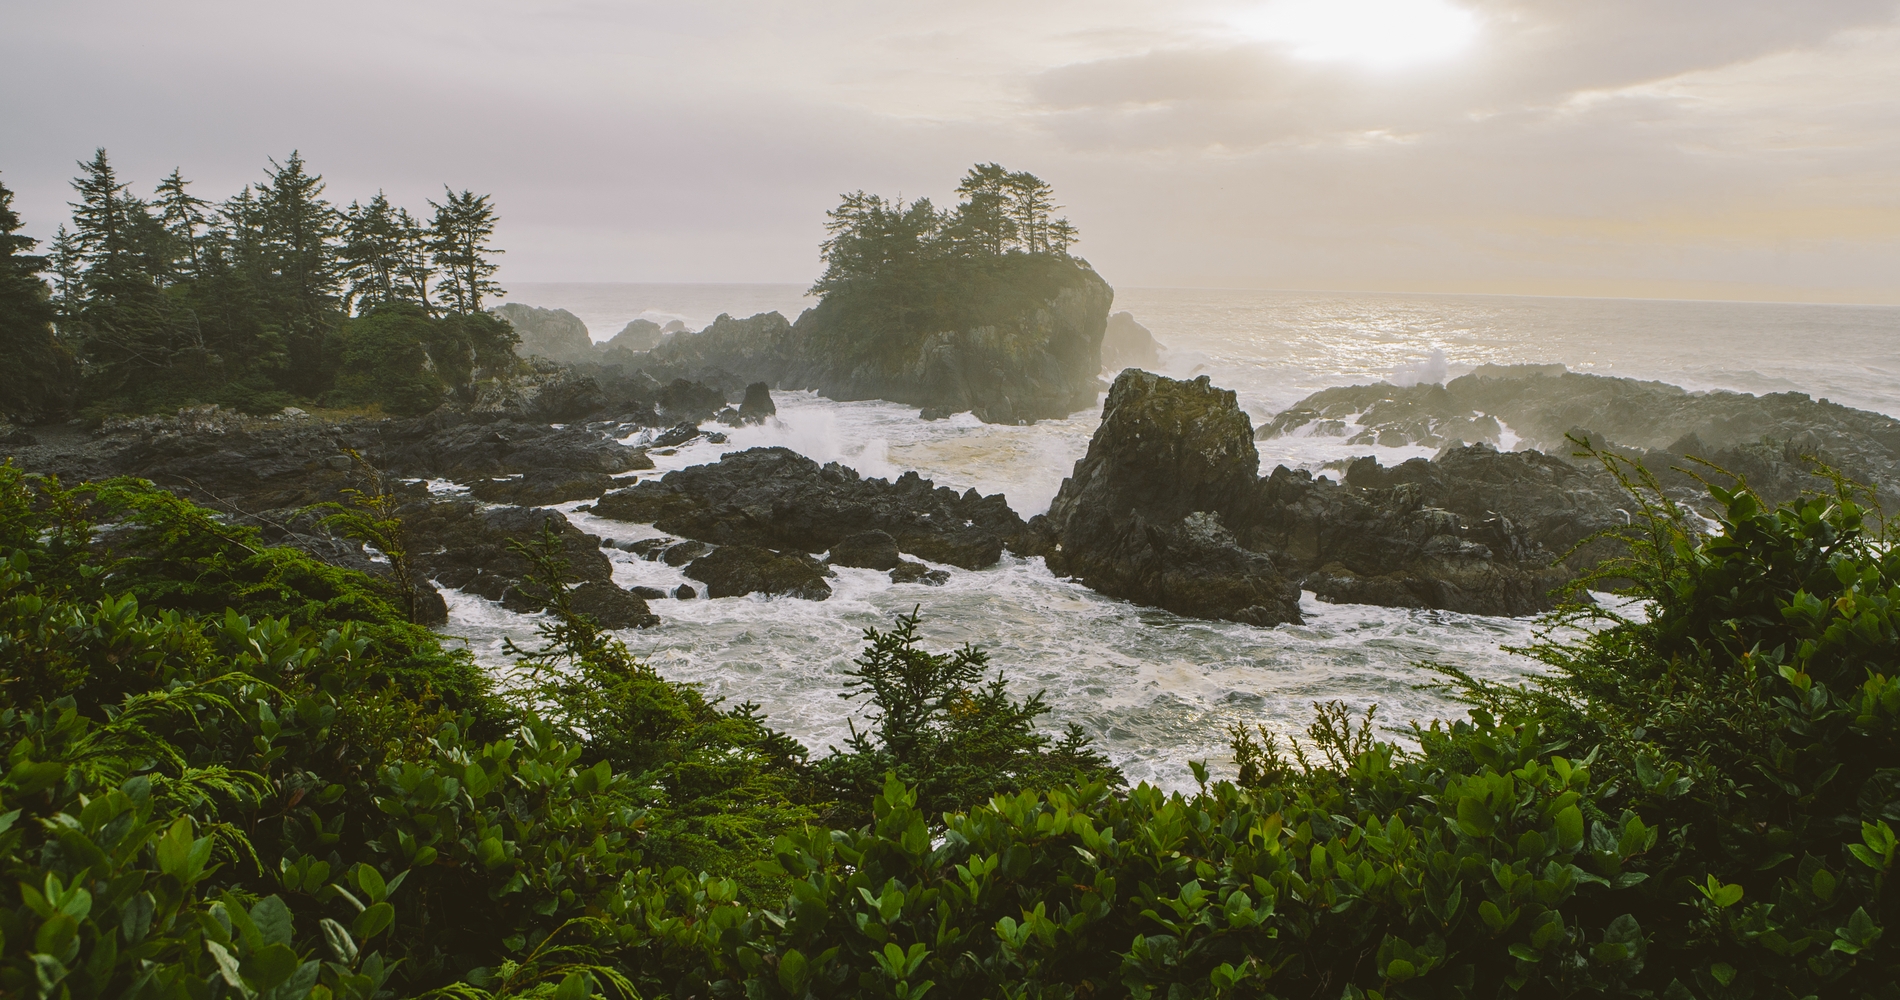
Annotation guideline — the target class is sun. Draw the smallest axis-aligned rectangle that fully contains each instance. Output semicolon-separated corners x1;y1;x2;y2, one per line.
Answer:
1230;0;1480;71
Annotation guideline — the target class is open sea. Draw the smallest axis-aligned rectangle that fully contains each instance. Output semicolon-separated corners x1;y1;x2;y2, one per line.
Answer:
454;283;1900;787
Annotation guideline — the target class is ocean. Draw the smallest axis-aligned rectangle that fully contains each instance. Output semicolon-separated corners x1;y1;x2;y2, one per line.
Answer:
453;282;1900;787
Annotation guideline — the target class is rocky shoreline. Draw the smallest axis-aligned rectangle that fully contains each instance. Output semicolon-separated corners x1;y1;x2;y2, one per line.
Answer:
7;355;1893;632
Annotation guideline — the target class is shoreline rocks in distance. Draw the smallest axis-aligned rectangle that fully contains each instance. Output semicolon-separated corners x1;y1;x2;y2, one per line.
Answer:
1101;311;1164;371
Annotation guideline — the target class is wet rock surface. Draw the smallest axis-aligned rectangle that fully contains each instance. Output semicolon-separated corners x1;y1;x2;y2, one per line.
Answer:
684;544;833;600
405;501;658;628
1262;365;1900;507
827;530;902;570
1039;370;1625;622
590;447;1031;570
1039;372;1303;626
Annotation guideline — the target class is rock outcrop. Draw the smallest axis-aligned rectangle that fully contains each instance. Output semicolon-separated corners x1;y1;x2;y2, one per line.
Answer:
589;447;1031;570
634;260;1115;424
1038;370;1626;622
1039;371;1304;626
606;318;664;353
405;502;658;628
1261;365;1900;508
493;303;599;366
684;545;833;600
1101;311;1163;371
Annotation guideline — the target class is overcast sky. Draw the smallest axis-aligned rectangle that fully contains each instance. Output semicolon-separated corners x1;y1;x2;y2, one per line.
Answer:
7;0;1900;302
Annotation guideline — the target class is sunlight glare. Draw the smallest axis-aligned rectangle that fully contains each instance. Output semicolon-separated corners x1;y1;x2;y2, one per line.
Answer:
1232;0;1479;70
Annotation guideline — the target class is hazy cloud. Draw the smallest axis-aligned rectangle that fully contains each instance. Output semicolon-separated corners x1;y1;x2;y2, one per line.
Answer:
4;0;1899;301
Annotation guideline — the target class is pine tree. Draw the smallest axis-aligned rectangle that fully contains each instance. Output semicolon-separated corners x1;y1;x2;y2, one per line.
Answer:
1003;170;1057;254
427;188;503;314
0;176;73;421
154;168;209;277
256;152;340;391
951;162;1015;256
394;207;434;313
340;193;406;312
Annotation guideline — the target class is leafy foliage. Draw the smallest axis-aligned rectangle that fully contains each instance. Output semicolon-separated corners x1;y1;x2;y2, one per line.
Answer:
5;453;1898;998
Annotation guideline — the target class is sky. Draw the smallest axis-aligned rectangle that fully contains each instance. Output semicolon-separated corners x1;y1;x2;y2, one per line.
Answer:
6;0;1900;303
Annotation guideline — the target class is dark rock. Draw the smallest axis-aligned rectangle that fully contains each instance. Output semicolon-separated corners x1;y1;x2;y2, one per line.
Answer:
889;560;949;586
714;407;744;427
652;422;702;448
660;539;712;566
657;379;727;422
919;407;957;421
738;382;776;423
629;585;668;600
828;530;902;570
673;583;697;599
468;471;617;506
564;580;660;628
1042;370;1613;622
1101;311;1163;371
1042;371;1303;626
684;544;832;600
622;537;676;560
0;426;38;447
406;502;620;608
590;447;1029;569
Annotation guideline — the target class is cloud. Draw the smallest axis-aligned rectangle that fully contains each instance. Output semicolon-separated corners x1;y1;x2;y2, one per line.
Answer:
4;0;1899;299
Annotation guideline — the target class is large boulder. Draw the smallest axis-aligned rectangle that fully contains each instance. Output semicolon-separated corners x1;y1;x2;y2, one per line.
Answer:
605;318;664;353
1040;371;1303;625
493;303;598;365
589;447;1030;569
684;545;832;600
405;502;657;627
1101;312;1163;371
738;382;777;423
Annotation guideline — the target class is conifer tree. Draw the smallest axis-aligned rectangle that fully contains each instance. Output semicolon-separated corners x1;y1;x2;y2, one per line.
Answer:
340;193;406;312
154;168;208;277
0;176;74;420
427;188;503;313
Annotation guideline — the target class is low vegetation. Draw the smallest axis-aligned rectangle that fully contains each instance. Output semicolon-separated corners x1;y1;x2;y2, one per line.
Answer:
4;450;1896;997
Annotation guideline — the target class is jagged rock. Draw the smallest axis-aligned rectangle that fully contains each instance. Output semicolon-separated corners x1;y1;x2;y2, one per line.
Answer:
405;502;654;625
468;471;620;506
657;379;727;423
493;303;599;365
673;583;696;599
889;560;950;586
919;407;957;421
828;530;901;570
606;318;664;353
684;544;832;600
660;540;712;566
470;359;608;423
738;382;776;423
714;408;744;428
1261;365;1900;508
562;580;661;628
589;447;1029;569
1042;370;1615;622
628;585;668;600
1101;312;1163;371
375;412;644;482
652;423;702;448
1040;371;1303;626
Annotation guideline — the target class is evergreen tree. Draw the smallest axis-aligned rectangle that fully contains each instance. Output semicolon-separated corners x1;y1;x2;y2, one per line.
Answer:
340;193;407;313
427;188;503;314
154;168;209;277
256;152;340;391
0;176;74;420
1003;170;1056;254
394;206;434;313
66;149;175;387
950;162;1015;255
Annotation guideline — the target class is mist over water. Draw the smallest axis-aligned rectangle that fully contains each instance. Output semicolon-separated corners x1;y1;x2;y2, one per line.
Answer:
471;283;1900;787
